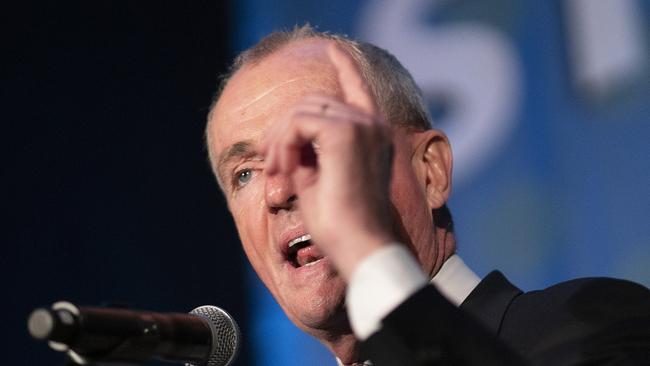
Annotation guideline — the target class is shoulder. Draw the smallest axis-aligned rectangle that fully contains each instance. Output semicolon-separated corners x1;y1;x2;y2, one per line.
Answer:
505;277;650;327
516;277;650;317
500;277;650;358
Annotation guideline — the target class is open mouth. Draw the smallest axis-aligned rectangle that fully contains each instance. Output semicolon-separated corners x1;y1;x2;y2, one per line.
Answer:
287;234;325;267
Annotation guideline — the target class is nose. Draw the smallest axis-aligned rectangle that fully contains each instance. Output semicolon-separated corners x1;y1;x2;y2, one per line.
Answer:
265;173;297;213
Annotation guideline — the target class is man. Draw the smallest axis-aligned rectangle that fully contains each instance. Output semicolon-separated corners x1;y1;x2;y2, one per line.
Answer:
205;26;650;365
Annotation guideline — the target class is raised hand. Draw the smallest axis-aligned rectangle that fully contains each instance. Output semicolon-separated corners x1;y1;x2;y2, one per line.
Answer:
261;43;396;280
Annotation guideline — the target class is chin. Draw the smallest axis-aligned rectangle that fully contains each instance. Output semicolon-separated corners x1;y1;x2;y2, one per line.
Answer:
283;276;349;333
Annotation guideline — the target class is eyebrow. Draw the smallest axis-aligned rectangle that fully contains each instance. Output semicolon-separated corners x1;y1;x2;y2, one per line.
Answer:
216;140;257;183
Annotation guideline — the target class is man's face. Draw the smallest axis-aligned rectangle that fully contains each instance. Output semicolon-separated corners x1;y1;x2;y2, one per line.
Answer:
207;39;440;336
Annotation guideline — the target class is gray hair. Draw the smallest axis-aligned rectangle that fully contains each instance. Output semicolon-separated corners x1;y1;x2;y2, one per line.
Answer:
208;24;432;131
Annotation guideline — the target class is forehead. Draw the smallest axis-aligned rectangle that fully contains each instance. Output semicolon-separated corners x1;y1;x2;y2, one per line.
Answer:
209;38;342;154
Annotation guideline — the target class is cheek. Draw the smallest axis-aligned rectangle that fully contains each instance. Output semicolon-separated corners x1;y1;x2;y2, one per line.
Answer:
390;175;429;229
389;160;433;247
229;183;269;271
230;176;267;229
390;156;427;215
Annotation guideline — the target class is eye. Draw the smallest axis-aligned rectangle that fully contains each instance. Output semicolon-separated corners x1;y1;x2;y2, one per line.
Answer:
234;169;255;188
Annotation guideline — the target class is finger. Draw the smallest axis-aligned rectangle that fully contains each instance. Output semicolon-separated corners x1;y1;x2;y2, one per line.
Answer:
264;137;279;175
261;96;335;154
299;102;371;125
266;110;316;176
262;106;323;175
262;108;295;175
277;112;329;174
327;43;378;116
275;112;344;175
277;133;301;175
264;93;373;175
298;95;374;126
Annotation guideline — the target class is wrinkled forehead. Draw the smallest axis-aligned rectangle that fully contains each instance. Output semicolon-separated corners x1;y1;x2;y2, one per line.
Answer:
209;39;342;153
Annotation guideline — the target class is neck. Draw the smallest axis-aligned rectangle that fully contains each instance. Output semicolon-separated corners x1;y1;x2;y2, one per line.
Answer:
438;228;456;274
326;332;363;364
308;314;362;364
420;222;456;280
300;308;363;364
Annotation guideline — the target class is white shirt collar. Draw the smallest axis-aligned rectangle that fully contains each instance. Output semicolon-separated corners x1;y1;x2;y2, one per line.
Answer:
430;254;481;306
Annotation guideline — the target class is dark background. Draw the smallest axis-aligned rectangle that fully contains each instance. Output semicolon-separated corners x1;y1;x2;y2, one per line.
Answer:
2;2;250;365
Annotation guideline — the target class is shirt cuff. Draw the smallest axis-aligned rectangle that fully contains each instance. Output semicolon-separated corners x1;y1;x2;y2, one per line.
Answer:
345;244;428;340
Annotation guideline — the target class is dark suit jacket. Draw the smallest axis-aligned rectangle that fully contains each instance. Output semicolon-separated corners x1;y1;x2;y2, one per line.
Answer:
361;271;650;365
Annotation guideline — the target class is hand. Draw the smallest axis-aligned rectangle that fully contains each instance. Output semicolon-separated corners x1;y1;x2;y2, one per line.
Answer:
261;44;397;280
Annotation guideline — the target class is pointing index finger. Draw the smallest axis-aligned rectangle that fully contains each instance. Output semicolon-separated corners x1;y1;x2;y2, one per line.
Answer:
327;43;378;116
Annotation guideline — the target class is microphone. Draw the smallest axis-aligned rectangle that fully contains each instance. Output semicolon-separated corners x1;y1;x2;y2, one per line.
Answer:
27;301;240;366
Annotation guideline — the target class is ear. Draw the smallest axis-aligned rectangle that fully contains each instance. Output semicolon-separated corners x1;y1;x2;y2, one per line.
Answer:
413;130;453;210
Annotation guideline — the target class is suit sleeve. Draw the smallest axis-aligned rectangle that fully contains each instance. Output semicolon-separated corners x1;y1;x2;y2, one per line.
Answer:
359;285;529;366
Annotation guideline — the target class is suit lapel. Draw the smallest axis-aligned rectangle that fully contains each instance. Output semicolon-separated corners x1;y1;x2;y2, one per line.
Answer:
460;271;522;335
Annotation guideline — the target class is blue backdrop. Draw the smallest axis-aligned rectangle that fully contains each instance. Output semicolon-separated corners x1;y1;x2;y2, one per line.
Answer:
231;1;650;364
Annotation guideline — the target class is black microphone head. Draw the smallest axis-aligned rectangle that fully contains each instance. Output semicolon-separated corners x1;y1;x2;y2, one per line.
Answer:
187;305;240;366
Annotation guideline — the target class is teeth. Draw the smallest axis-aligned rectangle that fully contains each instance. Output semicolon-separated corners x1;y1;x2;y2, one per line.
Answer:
288;234;311;248
303;257;323;267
